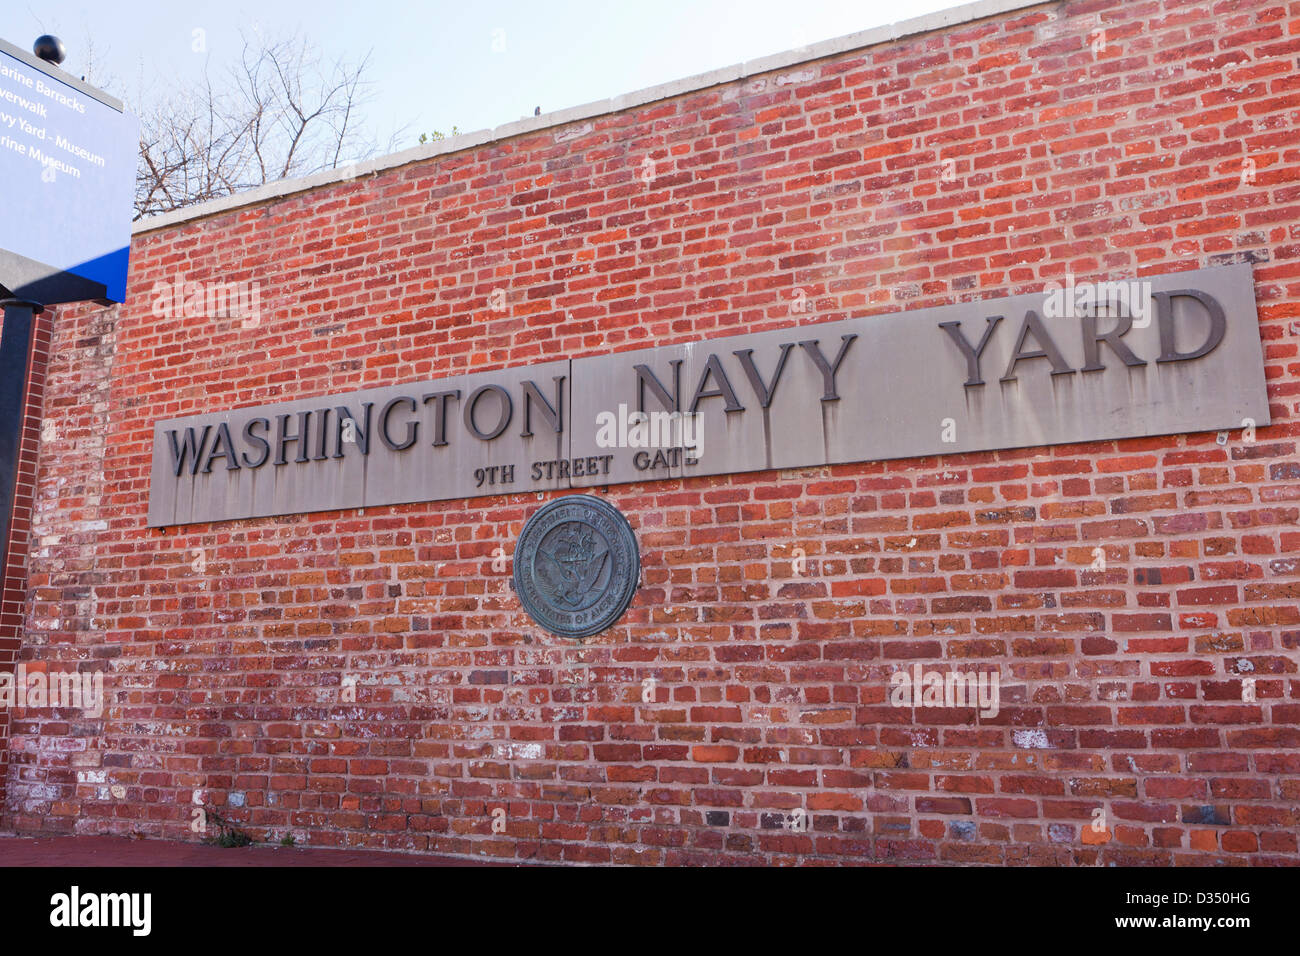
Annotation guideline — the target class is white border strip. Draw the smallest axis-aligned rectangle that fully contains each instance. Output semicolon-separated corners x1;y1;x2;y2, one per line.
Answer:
133;0;1049;235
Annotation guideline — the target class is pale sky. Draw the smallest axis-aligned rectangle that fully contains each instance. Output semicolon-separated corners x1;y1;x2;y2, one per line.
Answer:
5;0;961;155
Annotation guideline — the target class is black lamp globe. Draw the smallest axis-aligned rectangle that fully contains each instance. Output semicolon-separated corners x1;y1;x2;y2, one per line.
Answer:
33;35;66;65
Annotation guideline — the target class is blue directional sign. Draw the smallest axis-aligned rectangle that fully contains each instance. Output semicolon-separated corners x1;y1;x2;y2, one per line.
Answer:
0;37;137;304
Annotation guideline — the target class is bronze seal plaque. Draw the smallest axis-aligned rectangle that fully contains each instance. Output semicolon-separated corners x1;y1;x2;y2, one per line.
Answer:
513;495;639;639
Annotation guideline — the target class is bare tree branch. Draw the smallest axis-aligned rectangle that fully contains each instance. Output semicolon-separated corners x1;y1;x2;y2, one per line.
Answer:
134;30;385;220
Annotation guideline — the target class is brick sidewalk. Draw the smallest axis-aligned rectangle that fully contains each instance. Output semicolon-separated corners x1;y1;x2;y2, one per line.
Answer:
0;834;508;867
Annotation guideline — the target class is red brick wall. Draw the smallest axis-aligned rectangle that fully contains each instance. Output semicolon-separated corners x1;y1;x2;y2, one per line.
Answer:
4;0;1298;864
0;307;50;818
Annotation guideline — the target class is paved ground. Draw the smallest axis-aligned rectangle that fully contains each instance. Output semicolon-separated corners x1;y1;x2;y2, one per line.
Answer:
0;834;503;866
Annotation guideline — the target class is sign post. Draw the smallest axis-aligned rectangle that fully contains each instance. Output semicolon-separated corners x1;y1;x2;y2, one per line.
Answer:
0;35;137;573
0;298;40;576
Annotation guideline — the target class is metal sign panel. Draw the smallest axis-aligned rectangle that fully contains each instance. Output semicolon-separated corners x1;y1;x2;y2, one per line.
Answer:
568;263;1269;487
147;265;1269;526
0;37;137;304
147;361;571;526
